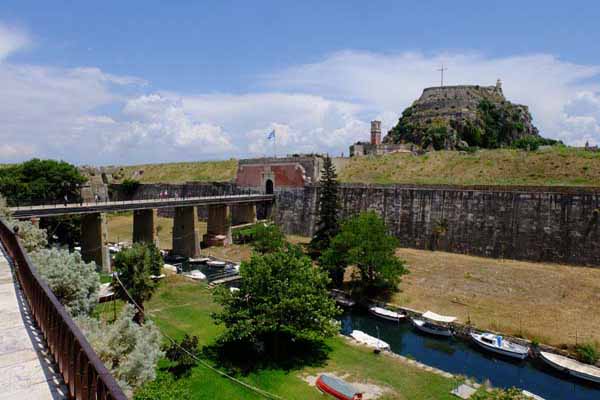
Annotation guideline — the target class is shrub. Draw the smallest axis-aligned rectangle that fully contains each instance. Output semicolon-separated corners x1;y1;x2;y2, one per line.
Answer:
121;179;141;197
77;304;164;394
30;248;99;316
471;387;529;399
133;371;191;400
575;342;599;365
11;219;48;252
251;223;286;254
164;334;200;377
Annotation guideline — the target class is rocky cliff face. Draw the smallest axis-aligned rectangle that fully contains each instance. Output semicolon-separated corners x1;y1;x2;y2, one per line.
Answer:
384;83;539;150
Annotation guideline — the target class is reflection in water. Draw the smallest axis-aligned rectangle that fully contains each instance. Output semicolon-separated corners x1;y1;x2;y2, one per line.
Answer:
340;310;600;400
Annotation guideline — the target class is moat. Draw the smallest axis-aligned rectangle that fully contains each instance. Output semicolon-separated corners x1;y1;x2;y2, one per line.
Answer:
341;310;600;400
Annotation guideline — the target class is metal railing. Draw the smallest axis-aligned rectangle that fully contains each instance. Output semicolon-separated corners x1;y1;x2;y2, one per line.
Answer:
0;218;127;400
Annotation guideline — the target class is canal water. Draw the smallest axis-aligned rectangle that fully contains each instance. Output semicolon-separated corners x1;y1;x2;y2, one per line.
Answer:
341;310;600;400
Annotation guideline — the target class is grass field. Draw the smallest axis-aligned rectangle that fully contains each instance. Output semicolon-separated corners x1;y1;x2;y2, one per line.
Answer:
96;275;459;400
392;248;600;347
338;147;600;186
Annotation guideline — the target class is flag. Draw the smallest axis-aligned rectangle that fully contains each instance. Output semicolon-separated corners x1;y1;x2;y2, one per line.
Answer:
267;129;275;140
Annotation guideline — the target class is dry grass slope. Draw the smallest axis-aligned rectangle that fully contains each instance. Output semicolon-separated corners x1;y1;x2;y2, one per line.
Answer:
337;146;600;186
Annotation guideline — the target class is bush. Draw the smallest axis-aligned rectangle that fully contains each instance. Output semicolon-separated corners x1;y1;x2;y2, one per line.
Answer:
133;371;191;400
30;248;99;316
121;179;141;197
575;342;600;365
11;219;48;252
251;223;286;254
77;304;164;394
164;334;200;377
471;387;529;399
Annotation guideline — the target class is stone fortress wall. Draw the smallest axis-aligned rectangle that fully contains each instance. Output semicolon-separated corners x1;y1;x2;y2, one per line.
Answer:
111;179;600;267
274;183;600;267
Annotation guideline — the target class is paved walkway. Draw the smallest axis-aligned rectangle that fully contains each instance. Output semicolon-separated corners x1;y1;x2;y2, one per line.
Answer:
0;249;67;399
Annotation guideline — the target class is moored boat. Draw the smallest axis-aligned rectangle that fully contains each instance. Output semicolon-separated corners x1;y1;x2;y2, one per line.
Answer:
411;311;456;337
349;330;390;351
189;257;210;263
331;289;355;307
369;306;405;322
470;332;529;360
316;374;363;400
539;351;600;384
206;260;227;267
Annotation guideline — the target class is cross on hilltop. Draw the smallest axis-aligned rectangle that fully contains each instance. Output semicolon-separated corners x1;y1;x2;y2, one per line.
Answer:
436;64;447;87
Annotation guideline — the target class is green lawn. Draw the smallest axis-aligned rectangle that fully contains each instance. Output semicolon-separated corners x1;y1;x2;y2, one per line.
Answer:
97;275;460;400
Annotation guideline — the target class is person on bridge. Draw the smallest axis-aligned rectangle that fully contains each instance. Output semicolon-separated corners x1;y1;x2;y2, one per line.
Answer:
63;195;68;207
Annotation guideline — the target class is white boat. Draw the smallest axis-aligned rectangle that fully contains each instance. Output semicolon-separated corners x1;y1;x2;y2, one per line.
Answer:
411;311;456;337
539;351;600;384
207;260;227;267
470;332;529;360
185;270;207;281
331;289;355;307
189;257;210;263
349;330;390;351
369;306;405;322
522;390;545;400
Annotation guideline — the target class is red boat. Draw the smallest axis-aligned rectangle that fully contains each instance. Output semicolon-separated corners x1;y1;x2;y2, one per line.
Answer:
316;374;363;400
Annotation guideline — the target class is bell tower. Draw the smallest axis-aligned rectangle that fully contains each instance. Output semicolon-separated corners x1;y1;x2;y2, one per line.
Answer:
370;120;381;145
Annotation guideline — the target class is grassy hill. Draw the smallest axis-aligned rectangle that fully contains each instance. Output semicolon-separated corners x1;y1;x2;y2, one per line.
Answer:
114;159;238;183
109;146;600;187
337;146;600;187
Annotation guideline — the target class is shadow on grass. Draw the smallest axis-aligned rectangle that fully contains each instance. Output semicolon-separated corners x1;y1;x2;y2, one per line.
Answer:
202;333;331;375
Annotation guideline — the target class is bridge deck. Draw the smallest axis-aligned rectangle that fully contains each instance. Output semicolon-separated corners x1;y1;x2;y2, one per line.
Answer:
0;250;67;399
10;194;274;218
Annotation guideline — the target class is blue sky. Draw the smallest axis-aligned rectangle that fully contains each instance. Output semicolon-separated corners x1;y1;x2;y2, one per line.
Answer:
1;1;599;164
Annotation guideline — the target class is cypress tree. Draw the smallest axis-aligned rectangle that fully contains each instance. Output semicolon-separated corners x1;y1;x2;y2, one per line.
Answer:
309;156;339;257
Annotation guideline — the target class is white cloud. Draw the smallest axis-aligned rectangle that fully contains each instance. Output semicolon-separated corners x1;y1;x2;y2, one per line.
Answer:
2;33;600;164
0;23;29;60
267;51;600;145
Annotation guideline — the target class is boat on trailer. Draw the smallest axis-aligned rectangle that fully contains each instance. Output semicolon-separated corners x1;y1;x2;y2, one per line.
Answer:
316;374;363;400
539;351;600;384
411;311;456;337
369;306;405;322
470;332;529;360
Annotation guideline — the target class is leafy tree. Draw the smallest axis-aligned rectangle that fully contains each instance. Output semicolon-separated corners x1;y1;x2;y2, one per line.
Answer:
76;304;164;395
212;247;339;359
164;334;200;377
30;248;99;316
0;195;10;220
0;158;86;206
133;371;191;400
320;211;407;294
113;243;162;323
309;156;340;258
251;223;286;254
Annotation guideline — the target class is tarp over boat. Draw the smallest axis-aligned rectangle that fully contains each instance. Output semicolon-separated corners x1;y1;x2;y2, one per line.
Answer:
422;311;457;323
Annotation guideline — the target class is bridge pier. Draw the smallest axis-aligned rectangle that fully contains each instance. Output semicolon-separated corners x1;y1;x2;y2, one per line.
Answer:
203;204;232;247
80;213;110;272
173;206;200;258
233;203;257;225
133;209;158;246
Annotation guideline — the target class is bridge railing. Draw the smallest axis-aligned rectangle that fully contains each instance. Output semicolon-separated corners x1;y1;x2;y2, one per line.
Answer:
0;218;127;400
9;186;267;210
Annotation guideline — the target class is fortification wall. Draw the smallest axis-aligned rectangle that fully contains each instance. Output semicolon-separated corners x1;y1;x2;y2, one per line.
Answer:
110;181;600;266
274;184;600;267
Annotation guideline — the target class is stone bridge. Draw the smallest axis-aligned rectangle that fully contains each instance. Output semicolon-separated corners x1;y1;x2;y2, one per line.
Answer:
10;194;274;271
